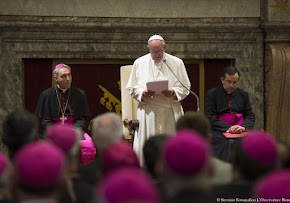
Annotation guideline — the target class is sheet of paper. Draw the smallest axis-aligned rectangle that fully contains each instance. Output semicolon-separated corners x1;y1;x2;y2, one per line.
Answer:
146;80;168;94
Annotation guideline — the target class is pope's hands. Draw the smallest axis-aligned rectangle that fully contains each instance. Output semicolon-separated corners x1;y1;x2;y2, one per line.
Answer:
161;89;174;97
143;89;175;98
143;90;156;98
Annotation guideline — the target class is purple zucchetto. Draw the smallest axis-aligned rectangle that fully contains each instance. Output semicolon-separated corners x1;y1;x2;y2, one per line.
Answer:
45;123;77;154
0;152;8;177
254;170;290;200
241;131;278;166
163;130;209;176
14;141;65;188
101;141;139;173
98;168;160;203
54;63;66;70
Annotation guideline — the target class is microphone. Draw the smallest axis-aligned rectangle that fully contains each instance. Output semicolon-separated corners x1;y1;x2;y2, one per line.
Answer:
163;59;200;112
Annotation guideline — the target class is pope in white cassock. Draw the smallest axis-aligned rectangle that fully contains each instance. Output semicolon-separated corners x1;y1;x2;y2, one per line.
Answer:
126;34;191;166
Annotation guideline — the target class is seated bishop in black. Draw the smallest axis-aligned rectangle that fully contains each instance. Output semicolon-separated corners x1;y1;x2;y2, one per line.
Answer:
35;63;91;138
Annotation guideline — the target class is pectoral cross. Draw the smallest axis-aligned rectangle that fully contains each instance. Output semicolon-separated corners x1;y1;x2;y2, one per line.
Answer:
60;115;67;125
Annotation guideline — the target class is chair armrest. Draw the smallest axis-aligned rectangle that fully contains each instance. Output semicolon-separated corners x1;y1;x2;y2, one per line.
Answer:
123;119;139;144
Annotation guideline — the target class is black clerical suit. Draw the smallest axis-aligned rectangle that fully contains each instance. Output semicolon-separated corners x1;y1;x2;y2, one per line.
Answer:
35;86;91;137
205;85;255;162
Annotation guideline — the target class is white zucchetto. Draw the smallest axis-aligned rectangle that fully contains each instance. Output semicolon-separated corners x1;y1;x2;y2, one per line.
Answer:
148;34;165;42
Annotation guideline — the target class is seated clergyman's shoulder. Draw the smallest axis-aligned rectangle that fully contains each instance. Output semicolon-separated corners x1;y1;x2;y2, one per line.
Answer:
208;86;220;94
236;87;249;95
41;86;54;95
72;87;86;95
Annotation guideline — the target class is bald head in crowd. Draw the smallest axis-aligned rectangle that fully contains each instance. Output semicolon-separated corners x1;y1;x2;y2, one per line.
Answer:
91;112;123;154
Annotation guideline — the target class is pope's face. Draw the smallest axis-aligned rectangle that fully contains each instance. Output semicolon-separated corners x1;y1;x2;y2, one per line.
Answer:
221;73;239;94
54;67;72;90
147;40;166;63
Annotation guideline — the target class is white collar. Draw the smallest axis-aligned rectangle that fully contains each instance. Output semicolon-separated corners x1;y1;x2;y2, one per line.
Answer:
56;85;68;93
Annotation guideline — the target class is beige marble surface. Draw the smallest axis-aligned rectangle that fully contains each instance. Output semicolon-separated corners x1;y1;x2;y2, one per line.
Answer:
0;0;260;18
268;0;290;22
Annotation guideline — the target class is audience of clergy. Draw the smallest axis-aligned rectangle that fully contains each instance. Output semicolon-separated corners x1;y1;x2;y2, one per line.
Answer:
97;168;160;203
101;141;139;175
175;111;233;184
161;130;216;203
212;130;279;199
253;169;290;200
0;109;289;203
45;124;93;203
12;141;66;203
78;112;124;186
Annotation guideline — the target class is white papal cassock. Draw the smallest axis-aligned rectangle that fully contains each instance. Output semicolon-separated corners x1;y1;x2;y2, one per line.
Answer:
126;52;191;166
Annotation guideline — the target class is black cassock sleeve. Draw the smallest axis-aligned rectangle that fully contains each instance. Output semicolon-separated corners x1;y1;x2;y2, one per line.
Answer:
205;87;231;132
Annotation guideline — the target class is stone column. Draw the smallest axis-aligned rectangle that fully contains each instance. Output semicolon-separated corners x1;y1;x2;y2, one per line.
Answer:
265;43;290;144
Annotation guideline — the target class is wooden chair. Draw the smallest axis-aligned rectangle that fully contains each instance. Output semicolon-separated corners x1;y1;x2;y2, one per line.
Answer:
120;65;139;145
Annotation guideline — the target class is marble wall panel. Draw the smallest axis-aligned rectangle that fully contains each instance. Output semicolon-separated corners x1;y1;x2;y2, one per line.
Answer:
0;0;260;18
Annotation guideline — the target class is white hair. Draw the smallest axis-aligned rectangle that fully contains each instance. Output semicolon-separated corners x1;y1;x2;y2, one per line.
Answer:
91;112;123;153
53;64;71;78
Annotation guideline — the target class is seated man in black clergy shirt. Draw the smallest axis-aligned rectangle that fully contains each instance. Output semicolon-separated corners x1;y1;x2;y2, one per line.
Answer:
35;63;91;137
205;66;255;162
